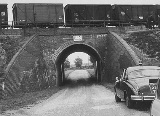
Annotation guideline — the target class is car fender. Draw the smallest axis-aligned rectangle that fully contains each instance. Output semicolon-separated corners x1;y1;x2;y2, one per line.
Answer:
124;81;138;95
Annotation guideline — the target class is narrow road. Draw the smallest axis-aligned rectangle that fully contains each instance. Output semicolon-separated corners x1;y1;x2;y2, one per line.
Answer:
67;70;90;81
2;70;150;116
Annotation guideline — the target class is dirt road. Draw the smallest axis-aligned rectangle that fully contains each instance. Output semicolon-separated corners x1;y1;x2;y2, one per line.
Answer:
2;70;150;116
67;69;90;81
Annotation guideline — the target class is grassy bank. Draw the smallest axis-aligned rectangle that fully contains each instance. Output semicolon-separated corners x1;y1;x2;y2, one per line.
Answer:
0;86;61;112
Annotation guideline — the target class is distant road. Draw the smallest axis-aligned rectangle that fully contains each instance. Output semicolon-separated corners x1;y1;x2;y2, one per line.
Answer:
67;70;90;81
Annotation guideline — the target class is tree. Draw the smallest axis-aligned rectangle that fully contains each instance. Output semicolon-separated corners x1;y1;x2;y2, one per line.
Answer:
74;57;82;68
64;58;70;68
89;56;95;65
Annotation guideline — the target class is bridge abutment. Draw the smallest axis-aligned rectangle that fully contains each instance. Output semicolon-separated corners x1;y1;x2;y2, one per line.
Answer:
2;27;140;97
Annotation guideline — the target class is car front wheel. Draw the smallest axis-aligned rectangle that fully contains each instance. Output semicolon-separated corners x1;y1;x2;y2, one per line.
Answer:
126;95;134;108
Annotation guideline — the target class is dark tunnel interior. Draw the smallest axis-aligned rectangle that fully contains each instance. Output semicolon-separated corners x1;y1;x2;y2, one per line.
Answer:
55;43;102;86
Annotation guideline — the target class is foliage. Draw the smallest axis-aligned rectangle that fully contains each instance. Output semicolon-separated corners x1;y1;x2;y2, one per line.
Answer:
124;31;160;60
89;56;95;66
20;58;52;92
0;36;20;66
74;57;83;68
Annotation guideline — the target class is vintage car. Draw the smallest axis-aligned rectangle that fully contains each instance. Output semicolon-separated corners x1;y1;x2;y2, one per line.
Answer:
150;79;160;116
114;66;160;108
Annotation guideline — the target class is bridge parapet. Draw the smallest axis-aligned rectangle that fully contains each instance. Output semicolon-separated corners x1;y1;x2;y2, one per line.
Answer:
25;27;109;36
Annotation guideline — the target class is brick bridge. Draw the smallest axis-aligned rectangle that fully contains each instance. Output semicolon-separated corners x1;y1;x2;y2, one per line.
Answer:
3;27;140;97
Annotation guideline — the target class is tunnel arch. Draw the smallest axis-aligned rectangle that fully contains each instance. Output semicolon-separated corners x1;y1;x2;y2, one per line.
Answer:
55;43;102;86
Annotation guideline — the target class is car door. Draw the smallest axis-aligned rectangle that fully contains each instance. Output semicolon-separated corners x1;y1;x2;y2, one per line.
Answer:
151;79;160;116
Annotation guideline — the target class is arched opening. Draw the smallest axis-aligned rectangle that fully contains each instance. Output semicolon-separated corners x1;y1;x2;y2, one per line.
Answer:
64;52;95;85
55;43;102;86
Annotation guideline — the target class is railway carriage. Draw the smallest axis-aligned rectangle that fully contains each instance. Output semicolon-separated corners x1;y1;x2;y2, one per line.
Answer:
64;4;112;27
64;4;160;27
111;4;156;26
155;5;160;26
0;4;8;28
12;3;64;28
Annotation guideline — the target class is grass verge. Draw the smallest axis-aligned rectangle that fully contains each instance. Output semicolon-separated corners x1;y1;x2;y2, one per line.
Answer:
0;86;61;112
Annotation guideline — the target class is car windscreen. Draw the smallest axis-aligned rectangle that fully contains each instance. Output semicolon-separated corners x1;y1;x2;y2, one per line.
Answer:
129;69;160;79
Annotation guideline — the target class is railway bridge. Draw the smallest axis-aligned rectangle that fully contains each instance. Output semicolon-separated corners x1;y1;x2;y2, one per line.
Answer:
2;27;140;97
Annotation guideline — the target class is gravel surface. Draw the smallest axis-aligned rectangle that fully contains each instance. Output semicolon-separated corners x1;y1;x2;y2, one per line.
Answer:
1;70;150;116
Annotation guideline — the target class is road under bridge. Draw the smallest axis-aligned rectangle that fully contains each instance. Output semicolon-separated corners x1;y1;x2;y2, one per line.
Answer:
2;27;140;97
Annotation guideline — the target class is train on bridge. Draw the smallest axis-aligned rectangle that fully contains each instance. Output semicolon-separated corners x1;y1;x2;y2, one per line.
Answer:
0;3;160;28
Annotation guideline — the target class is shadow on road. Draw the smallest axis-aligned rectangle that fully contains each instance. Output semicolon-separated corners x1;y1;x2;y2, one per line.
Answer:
134;101;151;111
119;101;151;111
64;78;97;88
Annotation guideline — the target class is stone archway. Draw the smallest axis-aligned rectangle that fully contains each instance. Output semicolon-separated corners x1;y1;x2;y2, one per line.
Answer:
55;43;102;86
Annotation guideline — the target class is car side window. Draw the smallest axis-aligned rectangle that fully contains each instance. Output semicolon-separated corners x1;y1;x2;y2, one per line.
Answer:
122;69;128;80
124;71;128;80
122;69;126;80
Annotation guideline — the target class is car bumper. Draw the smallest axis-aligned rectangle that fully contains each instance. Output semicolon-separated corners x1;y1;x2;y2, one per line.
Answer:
131;95;155;101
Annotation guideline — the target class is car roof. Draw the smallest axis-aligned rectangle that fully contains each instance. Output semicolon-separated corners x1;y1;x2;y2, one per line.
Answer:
127;66;160;73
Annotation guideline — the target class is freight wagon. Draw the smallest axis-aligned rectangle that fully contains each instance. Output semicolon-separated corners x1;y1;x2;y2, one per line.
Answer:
12;3;64;28
0;4;8;28
64;4;112;27
111;4;157;26
155;5;160;26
